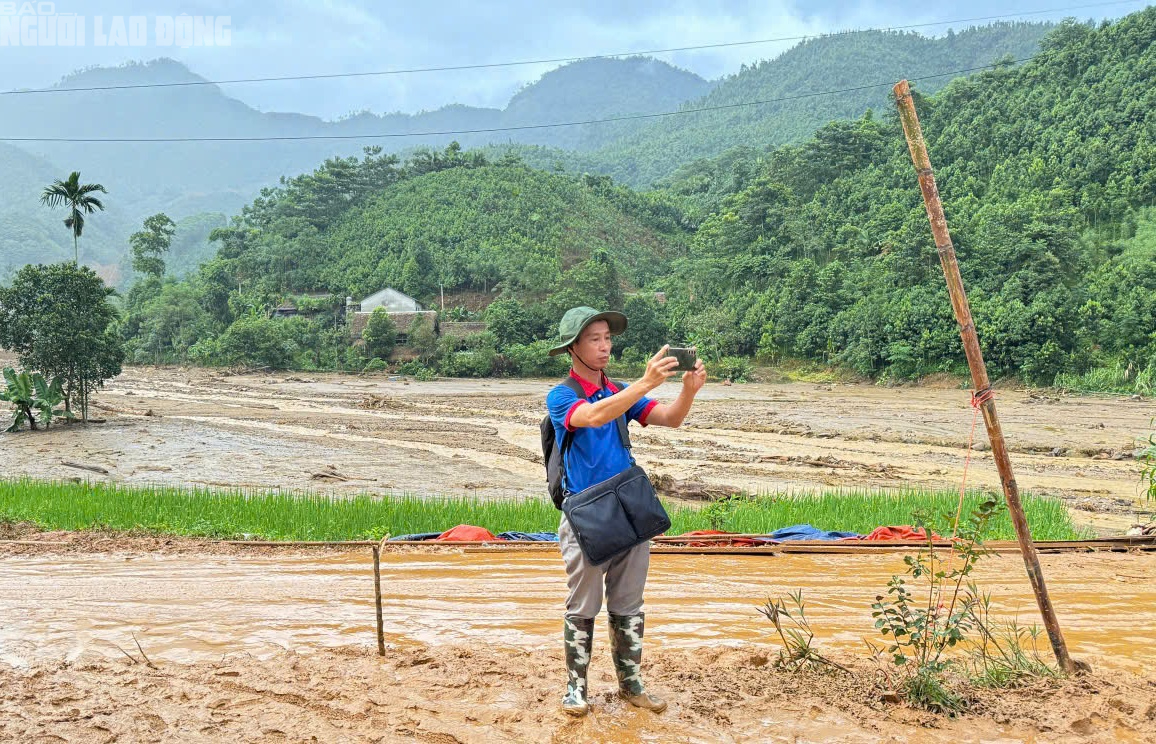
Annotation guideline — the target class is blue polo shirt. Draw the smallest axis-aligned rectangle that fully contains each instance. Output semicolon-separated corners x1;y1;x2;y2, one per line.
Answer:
547;370;658;493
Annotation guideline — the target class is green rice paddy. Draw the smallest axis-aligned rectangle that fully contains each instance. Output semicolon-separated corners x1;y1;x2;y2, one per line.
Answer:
0;478;1091;542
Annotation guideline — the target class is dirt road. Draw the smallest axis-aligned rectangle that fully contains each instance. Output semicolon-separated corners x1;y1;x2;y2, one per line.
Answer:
1;361;1152;532
0;541;1153;742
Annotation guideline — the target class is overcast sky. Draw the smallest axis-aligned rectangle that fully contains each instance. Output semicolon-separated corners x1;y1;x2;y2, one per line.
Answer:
0;0;1142;119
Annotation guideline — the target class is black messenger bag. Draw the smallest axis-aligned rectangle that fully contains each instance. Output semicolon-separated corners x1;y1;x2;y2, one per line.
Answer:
558;392;670;565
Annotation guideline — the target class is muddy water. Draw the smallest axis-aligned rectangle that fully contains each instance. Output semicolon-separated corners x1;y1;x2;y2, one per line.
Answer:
0;551;1152;673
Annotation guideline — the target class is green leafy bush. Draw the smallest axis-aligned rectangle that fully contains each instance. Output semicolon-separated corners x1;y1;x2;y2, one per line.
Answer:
217;315;298;369
363;358;389;373
501;341;571;378
713;356;753;382
869;498;1000;714
442;348;498;378
395;361;437;381
1141;419;1156;502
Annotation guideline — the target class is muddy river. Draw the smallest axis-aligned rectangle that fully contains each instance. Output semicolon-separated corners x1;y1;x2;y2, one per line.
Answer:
2;550;1152;674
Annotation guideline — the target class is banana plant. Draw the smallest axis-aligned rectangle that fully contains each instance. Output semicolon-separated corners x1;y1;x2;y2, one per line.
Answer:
1;367;37;432
31;372;69;428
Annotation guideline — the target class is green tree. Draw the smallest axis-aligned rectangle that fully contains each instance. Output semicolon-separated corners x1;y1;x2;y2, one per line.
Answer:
616;295;669;357
0;262;124;421
130;213;177;279
134;282;215;364
216;315;297;369
483;298;534;348
39;172;108;264
407;315;439;362
362;308;397;360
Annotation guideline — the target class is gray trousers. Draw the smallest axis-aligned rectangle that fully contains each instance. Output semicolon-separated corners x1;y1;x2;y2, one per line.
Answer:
559;514;650;619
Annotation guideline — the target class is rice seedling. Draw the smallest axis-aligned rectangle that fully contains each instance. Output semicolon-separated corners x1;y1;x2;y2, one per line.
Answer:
0;478;1090;542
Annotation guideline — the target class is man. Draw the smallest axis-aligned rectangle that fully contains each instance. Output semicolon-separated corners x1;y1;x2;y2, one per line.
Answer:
546;306;706;717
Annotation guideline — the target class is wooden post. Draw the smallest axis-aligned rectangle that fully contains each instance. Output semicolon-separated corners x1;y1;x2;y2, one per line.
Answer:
892;80;1077;674
372;543;386;656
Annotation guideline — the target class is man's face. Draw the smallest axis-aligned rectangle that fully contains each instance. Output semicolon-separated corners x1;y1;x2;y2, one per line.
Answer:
571;320;612;370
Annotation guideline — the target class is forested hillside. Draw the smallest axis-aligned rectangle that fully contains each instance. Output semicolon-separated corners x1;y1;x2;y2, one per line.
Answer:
657;13;1156;385
112;144;689;369
495;22;1053;185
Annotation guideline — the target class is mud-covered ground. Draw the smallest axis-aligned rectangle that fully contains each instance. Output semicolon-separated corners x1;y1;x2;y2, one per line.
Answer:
3;643;1154;743
1;360;1153;533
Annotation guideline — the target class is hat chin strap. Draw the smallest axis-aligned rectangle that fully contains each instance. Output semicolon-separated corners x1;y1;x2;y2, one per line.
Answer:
571;349;605;374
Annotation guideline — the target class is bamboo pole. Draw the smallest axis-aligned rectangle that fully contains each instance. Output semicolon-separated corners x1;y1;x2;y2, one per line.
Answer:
372;533;390;656
373;544;386;656
892;80;1077;673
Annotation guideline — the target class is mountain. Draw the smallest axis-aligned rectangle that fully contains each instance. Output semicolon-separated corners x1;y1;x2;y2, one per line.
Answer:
0;23;1052;278
203;152;687;305
498;22;1055;185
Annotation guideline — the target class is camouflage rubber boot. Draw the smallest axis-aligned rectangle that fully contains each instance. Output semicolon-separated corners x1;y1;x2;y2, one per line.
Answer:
562;615;594;716
608;613;667;713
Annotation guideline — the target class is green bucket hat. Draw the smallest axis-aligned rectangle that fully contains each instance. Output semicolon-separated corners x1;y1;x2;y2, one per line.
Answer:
548;306;628;357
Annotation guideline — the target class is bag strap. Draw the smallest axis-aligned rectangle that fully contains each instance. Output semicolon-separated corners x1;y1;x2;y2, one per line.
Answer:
558;375;633;495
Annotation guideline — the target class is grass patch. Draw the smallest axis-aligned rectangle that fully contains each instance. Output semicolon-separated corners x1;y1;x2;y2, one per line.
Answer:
1054;363;1154;396
0;479;1090;542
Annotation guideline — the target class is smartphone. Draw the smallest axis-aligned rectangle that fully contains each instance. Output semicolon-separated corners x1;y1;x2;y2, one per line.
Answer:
666;346;697;372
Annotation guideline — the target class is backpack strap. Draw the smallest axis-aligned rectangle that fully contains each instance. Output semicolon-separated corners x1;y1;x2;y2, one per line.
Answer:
558;375;633;495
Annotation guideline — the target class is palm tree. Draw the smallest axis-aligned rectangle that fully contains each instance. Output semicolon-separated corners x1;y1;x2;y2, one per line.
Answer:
40;172;107;263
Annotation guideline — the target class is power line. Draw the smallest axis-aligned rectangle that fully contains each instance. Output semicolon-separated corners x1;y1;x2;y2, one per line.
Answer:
0;0;1141;97
0;58;1032;144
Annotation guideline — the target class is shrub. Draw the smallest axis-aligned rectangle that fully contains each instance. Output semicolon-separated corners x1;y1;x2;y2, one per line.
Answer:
714;355;753;382
363;358;389;373
395;360;437;381
869;498;1001;714
501;340;571;378
1141;418;1156;502
442;348;497;378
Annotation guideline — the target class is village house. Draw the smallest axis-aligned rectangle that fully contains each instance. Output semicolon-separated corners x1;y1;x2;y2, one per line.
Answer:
347;288;438;353
345;288;490;357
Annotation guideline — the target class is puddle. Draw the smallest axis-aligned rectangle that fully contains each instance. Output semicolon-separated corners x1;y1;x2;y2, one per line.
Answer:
0;551;1151;671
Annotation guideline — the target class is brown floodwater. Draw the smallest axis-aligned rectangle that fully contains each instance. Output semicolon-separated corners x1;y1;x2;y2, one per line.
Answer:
0;550;1152;673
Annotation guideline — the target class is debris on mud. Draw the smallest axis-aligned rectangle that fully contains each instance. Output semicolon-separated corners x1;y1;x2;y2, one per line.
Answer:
650;473;742;501
357;394;412;410
59;460;110;475
310;464;357;482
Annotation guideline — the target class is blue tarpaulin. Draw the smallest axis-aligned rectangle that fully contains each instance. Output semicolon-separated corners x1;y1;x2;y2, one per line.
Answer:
497;531;559;542
758;524;862;542
387;532;442;542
